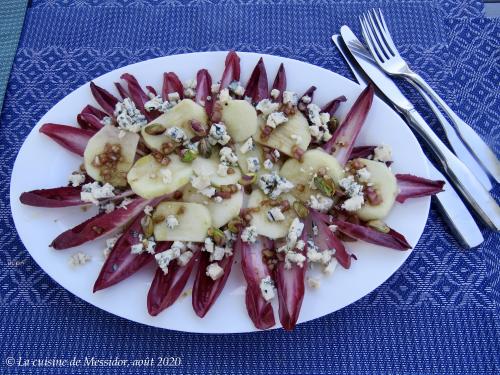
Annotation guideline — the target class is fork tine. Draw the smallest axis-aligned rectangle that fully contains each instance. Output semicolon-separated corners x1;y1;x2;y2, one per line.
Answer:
367;9;392;59
360;14;386;64
375;9;398;54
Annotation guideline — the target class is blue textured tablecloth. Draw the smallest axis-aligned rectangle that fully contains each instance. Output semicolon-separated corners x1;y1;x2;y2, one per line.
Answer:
1;1;499;374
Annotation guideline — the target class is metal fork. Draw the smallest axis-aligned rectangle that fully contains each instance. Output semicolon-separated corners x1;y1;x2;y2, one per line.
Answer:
360;9;500;183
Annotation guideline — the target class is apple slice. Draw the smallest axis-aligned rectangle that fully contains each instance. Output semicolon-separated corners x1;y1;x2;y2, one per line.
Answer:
141;99;207;151
84;125;139;187
355;158;398;221
247;189;297;239
183;186;243;228
254;112;311;157
280;149;344;202
220;99;258;142
191;152;241;186
153;201;211;242
127;154;192;198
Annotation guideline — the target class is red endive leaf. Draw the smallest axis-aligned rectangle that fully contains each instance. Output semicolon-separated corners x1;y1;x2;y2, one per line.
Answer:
76;113;104;132
93;215;169;292
147;247;200;316
194;69;212;106
333;219;411;250
323;84;375;165
80;105;107;121
275;220;309;331
146;86;157;96
39;123;94;156
321;95;347;116
244;57;269;103
311;210;352;269
162;72;184;101
349;145;376;160
20;187;85;207
192;249;235;318
271;63;286;102
239;236;276;330
220;51;241;90
396;174;445;203
120;73;158;121
90;82;119;116
50;196;152;250
114;82;129;100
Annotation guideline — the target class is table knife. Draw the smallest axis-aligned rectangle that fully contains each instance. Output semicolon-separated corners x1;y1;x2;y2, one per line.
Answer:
338;26;499;231
332;34;484;248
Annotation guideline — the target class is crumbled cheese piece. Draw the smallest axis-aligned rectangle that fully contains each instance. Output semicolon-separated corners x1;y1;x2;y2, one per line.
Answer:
177;250;193;266
373;145;392;162
258;173;294;199
130;243;145;254
307;245;323;263
342;195;365;211
263;159;273;170
228;81;245;96
206;263;224;280
290;134;302;145
246;157;260;173
68;172;85;187
167;92;181;102
255;99;280;116
166;214;179;229
272;149;280;159
210;246;226;262
285;252;306;269
296;240;306;251
312;222;319;236
323;259;338;275
144;95;172;113
328;224;338;233
166;126;187;143
131;234;157;255
307;103;332;142
103;248;111;259
155;251;172;274
191;174;211;190
69;252;91;267
80;182;115;205
283;91;299;106
208;123;231;145
114;98;147;133
270;89;280;99
266;111;288;128
357;167;371;182
160;168;172;185
219;146;238;165
101;202;115;214
217;163;228;177
218;88;231;102
211;83;220;94
143;205;154;216
183;79;196;98
241;226;258;243
301;95;312;104
339;175;364;197
307;277;321;289
267;207;285;222
239;137;254;154
204;237;215;253
260;276;276;301
213;196;223;203
117;198;132;209
308;194;334;212
154;241;186;274
105;234;119;254
200;187;216;198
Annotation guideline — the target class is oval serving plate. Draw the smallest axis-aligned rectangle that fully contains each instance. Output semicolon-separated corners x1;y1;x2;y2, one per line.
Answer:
10;51;429;333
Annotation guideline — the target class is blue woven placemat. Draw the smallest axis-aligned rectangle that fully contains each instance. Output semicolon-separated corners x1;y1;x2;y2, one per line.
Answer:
1;1;499;374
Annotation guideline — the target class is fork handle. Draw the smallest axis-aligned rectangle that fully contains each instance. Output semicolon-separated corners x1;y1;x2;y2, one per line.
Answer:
406;72;500;183
404;108;500;231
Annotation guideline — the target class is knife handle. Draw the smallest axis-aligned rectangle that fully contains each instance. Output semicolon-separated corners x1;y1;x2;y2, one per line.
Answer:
427;163;484;248
405;109;500;231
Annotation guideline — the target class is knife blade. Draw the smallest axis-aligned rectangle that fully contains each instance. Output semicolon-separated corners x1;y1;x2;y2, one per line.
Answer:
339;26;499;232
332;34;484;248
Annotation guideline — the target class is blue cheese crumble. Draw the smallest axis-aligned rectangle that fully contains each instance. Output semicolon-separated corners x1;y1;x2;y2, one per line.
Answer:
283;91;299;106
68;172;85;187
247;157;260;173
260;276;276;301
166;126;187;143
267;207;285;222
258;173;294;199
256;99;280;115
339;175;365;211
270;89;280;100
166;214;179;229
80;182;115;205
263;159;273;170
114;98;147;133
69;252;91;267
239;137;254;154
228;81;245;96
219;147;238;165
206;263;224;280
373;144;392;162
208;123;231;146
131;234;156;255
241;226;258;243
308;194;334;212
307;103;332;142
266;111;288;128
